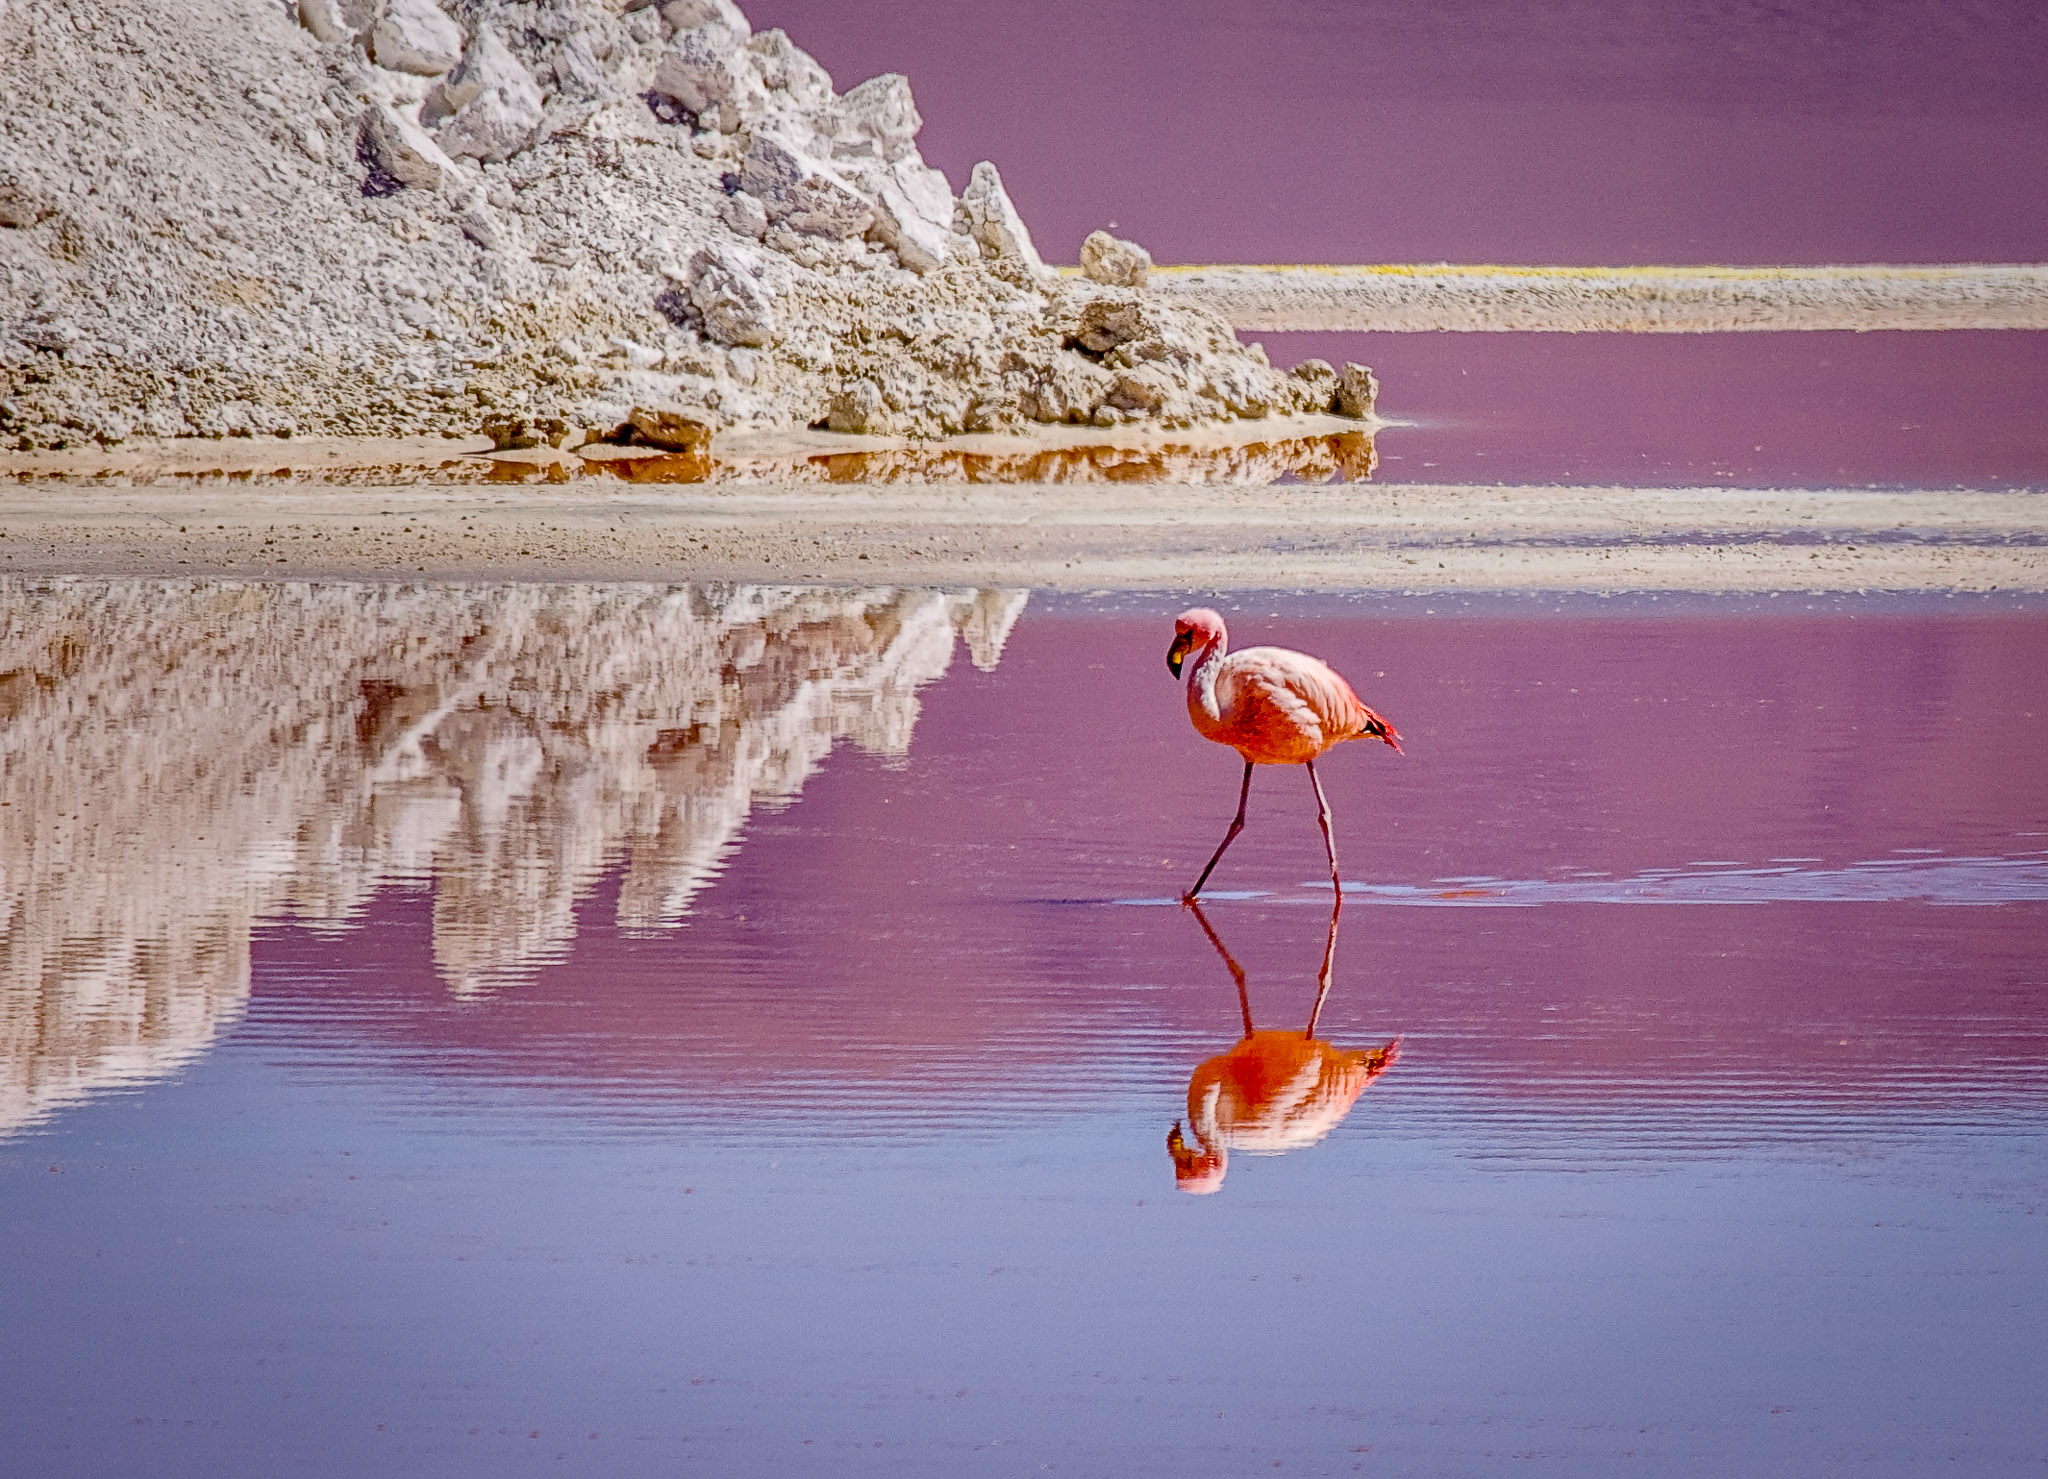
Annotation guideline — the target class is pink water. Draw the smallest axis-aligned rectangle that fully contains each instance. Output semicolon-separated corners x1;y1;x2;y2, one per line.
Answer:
750;0;2048;267
3;587;2046;1475
6;0;2047;1470
1285;330;2048;490
752;0;2048;492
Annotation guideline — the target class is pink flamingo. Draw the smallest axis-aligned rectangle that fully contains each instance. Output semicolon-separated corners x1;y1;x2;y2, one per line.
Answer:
1166;607;1401;900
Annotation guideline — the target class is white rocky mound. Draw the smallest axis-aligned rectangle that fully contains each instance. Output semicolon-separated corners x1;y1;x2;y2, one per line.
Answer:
0;0;1355;450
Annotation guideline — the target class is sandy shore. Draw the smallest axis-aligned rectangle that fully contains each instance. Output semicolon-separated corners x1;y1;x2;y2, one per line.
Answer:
3;478;2042;592
1152;263;2048;332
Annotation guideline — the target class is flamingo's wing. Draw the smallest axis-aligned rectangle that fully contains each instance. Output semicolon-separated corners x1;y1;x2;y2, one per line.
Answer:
1221;1037;1399;1153
1218;648;1374;759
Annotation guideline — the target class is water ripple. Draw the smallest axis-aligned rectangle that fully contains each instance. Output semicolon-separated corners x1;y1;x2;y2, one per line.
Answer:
1117;852;2048;908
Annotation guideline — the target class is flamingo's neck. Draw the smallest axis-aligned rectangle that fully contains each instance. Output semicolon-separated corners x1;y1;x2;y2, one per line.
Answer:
1184;632;1227;730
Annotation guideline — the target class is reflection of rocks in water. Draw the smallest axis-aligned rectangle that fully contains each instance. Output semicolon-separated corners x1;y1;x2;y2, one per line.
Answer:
768;431;1378;487
19;432;1377;489
0;580;1025;1136
497;431;1379;487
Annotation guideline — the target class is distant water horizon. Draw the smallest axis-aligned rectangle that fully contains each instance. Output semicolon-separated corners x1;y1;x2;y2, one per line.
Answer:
751;0;2048;267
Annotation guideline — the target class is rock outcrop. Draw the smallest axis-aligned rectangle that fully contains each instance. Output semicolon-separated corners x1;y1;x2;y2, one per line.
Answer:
0;0;1348;449
1080;230;1151;289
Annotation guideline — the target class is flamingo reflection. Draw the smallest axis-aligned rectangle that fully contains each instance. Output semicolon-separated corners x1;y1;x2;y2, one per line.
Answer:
1168;899;1399;1194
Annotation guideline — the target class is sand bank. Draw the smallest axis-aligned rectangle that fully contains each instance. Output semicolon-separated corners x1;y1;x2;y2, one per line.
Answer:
1154;264;2048;332
3;479;2040;593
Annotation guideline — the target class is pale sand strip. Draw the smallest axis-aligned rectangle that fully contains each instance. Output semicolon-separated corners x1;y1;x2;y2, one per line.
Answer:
1148;264;2048;332
2;482;2041;592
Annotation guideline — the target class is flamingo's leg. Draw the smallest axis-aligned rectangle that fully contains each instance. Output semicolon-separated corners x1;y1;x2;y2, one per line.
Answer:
1306;759;1341;894
1186;760;1254;901
1187;898;1256;1036
1305;889;1342;1037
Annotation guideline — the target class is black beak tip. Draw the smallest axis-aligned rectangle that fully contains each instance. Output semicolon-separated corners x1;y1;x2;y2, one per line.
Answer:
1167;652;1182;678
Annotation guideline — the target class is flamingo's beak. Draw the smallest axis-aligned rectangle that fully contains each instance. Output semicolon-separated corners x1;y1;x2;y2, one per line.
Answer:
1167;630;1192;678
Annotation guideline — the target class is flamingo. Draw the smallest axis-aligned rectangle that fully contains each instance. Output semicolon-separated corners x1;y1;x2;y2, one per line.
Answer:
1166;607;1401;900
1168;898;1400;1194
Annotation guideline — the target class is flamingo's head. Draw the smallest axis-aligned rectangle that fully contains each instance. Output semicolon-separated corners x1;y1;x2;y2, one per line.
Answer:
1167;608;1225;679
1167;1120;1227;1194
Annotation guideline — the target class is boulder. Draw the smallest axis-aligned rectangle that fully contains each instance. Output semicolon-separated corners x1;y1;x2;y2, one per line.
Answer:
825;380;889;434
548;35;610;103
1107;365;1173;413
298;0;378;44
628;402;718;450
687;243;778;347
660;0;749;39
835;73;920;163
0;178;52;229
1073;296;1152;354
746;29;833;110
861;159;953;273
718;188;769;240
1335;361;1378;418
370;0;463;76
1020;358;1115;423
455;190;509;251
1289;357;1338;410
357;103;458;192
738;132;873;240
958;161;1047;281
427;31;544;163
652;24;764;134
1079;229;1150;288
1205;362;1273;418
482;414;585;450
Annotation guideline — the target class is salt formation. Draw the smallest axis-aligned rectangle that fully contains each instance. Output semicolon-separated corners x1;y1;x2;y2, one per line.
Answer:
0;578;1026;1136
0;0;1346;450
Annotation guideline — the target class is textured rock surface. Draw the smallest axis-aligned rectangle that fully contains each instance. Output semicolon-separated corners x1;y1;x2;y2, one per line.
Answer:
628;399;716;447
0;0;1334;449
957;161;1048;283
686;242;777;347
1335;361;1379;418
428;28;544;163
358;102;455;191
1080;229;1150;288
370;0;464;76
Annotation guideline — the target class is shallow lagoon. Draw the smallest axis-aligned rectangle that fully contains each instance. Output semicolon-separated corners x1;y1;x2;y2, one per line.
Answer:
6;0;2045;1467
3;583;2044;1475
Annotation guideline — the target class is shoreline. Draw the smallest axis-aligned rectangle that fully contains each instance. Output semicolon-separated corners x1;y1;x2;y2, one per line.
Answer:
1151;263;2048;332
0;415;1381;485
4;480;2042;592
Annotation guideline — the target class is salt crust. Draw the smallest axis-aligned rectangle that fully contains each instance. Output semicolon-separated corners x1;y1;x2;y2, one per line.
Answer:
0;0;1344;449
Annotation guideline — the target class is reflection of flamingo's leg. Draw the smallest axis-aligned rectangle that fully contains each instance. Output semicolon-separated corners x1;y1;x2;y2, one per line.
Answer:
1186;760;1254;901
1188;898;1255;1037
1305;891;1342;1037
1305;759;1340;893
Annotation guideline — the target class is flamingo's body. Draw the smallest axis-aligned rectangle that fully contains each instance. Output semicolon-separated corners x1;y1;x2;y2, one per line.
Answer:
1170;1031;1400;1194
1167;607;1400;899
